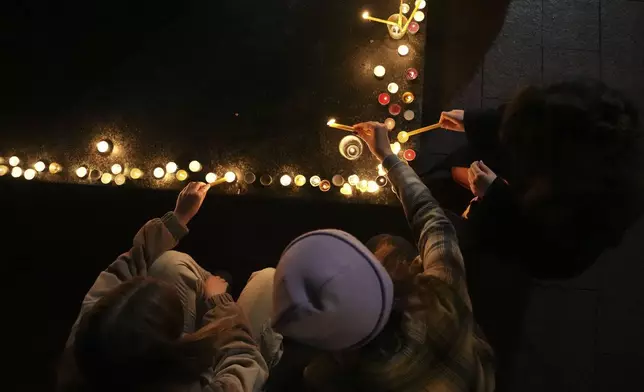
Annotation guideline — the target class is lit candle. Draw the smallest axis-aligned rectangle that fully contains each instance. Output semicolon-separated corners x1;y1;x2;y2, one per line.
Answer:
114;174;126;185
96;140;112;154
244;172;257;184
209;171;236;186
224;171;236;183
166;162;178;174
401;3;410;13
9;156;20;167
11;167;23;178
389;104;402;116
357;180;368;192
367;180;380;193
111;164;123;175
101;173;113;184
49;162;62;174
310;175;321;187
402;92;415;104
362;11;399;26
406;68;418;80
387;83;399;94
391;142;402;155
385;118;396;130
377;164;387;176
130;168;143;179
0;165;8;176
402;0;422;33
404;149;417;161
24;168;36;180
319;180;331;192
188;160;202;172
76;166;88;178
376;176;388;187
408;21;420;34
378;93;391;106
332;175;345;187
327;118;355;132
205;172;218;184
34;161;46;172
340;183;353;196
176;170;188;181
294;175;306;186
153;167;165;179
414;10;425;21
404;110;415;121
398;45;410;56
373;65;386;78
280;174;292;187
397;131;409;143
348;174;360;186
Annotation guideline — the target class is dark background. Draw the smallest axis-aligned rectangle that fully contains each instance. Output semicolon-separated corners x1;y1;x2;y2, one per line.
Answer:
2;0;644;391
0;0;429;204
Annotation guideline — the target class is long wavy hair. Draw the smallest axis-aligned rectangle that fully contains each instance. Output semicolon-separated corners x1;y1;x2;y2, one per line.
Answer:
57;277;220;392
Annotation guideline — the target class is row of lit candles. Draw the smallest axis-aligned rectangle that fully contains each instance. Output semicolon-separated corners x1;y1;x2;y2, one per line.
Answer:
0;140;412;196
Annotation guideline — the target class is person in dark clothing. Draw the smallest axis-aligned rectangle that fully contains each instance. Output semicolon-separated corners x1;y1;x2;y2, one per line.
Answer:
439;79;643;279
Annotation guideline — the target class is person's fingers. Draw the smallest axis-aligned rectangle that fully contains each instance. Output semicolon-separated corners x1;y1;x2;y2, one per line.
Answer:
471;161;484;175
439;113;455;127
199;183;211;195
186;182;199;192
352;123;370;138
478;160;493;174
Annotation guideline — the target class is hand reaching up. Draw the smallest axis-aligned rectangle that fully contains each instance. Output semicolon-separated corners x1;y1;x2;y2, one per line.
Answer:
468;161;497;197
353;121;393;162
174;182;210;226
439;110;465;132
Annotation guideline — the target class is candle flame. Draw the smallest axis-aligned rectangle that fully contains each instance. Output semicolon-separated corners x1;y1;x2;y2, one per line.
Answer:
362;11;369;19
327;118;337;126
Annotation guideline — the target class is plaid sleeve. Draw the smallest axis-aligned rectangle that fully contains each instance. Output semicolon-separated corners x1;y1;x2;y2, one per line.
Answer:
385;156;465;285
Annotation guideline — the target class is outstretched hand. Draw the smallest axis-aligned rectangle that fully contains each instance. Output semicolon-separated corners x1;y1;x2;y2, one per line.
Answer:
439;110;465;132
174;182;210;226
468;161;497;197
353;121;393;162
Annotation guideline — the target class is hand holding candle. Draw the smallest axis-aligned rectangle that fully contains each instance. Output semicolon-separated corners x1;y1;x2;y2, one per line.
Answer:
173;182;210;226
352;121;393;162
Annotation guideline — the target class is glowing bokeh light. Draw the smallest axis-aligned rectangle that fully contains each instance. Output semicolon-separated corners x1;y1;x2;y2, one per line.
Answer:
153;167;165;179
23;168;36;180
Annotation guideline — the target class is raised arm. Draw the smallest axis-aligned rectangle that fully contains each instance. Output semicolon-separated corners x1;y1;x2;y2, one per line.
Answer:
353;122;465;286
66;182;210;346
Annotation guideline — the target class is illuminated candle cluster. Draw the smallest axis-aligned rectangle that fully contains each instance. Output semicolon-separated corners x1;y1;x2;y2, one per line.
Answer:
2;1;427;204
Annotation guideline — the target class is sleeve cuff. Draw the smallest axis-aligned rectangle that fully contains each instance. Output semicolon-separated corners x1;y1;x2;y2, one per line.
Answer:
161;212;189;241
206;293;233;309
382;154;404;172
